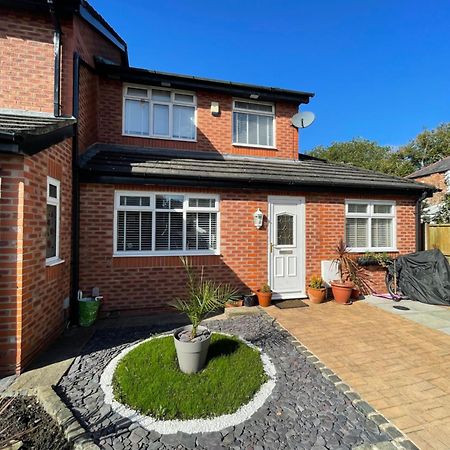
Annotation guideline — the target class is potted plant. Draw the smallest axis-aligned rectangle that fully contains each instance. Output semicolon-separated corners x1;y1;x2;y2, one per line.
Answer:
243;291;258;307
256;283;272;307
331;239;372;305
170;257;238;374
225;298;243;308
307;275;327;303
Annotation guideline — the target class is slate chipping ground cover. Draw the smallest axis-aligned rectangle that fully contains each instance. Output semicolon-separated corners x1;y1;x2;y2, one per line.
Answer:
57;314;392;449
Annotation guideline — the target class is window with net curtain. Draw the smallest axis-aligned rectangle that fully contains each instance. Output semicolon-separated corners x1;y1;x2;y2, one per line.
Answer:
115;193;219;255
232;100;274;147
345;201;395;251
123;86;196;140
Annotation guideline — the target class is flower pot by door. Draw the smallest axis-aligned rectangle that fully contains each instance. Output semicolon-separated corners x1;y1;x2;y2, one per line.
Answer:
330;281;353;305
173;325;211;374
307;287;327;304
257;290;272;307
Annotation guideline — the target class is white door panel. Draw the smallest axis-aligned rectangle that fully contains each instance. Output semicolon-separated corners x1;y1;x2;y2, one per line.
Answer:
268;196;305;299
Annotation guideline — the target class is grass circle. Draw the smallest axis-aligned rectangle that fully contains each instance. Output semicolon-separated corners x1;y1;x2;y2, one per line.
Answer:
112;333;268;420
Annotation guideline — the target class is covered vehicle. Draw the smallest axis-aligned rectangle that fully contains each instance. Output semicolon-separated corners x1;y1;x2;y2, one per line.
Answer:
390;249;450;306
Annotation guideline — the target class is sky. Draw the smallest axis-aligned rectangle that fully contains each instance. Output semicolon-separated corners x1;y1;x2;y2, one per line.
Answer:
93;0;450;153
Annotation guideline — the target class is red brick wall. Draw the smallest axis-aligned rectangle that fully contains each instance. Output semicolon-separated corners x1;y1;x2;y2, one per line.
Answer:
78;183;417;314
96;78;299;159
0;9;54;113
415;173;448;205
0;140;73;376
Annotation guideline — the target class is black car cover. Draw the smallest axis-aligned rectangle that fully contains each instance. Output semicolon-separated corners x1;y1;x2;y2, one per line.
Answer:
394;249;450;306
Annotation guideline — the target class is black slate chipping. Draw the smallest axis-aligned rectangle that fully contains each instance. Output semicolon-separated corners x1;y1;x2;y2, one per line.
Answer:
57;315;391;450
79;143;434;193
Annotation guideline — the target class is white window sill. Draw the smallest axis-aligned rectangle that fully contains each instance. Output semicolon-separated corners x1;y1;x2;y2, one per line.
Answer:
232;143;277;150
347;248;398;253
46;257;65;267
122;133;197;143
113;251;220;258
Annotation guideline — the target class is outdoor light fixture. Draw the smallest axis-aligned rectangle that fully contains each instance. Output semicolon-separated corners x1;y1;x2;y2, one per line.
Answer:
253;208;264;229
249;93;260;100
211;101;220;116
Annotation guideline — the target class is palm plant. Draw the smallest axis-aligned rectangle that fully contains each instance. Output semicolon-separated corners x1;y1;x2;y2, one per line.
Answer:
170;257;239;338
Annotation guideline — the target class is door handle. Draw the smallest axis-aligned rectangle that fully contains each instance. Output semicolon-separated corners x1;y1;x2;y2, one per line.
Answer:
270;242;273;253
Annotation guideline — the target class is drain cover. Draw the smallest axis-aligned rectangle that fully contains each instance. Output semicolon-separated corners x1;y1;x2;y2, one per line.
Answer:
393;305;410;311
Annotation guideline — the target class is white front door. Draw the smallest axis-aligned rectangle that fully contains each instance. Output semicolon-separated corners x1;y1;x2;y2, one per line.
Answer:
268;196;306;299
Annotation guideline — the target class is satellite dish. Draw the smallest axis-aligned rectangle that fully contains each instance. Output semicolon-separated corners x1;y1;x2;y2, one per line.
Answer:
291;111;315;128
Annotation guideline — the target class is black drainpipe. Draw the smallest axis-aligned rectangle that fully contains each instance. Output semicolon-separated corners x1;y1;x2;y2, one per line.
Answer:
70;52;81;323
415;191;429;252
47;0;61;116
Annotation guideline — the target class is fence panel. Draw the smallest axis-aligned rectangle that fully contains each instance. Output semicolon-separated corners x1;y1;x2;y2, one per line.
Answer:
426;224;450;261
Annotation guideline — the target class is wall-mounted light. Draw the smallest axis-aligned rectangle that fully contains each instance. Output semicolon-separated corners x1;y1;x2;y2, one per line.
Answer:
211;101;220;116
161;81;171;87
253;208;264;229
249;93;260;100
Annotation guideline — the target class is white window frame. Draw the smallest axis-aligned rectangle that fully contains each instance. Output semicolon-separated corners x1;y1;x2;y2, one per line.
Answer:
232;98;276;149
113;191;220;257
122;84;197;142
46;177;61;265
345;199;397;252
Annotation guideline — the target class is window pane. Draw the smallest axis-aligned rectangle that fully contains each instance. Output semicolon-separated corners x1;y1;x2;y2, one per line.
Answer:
348;203;368;214
371;218;393;248
127;87;148;97
173;105;195;139
155;212;183;250
125;211;140;251
234;101;273;113
156;195;183;209
124;99;149;135
120;196;151;207
277;214;294;246
153;104;169;136
188;198;215;208
152;90;171;101
174;93;194;103
141;211;152;250
248;114;258;145
117;211;125;251
49;183;58;199
233;112;248;144
374;204;392;214
46;204;57;258
186;212;217;250
345;218;368;248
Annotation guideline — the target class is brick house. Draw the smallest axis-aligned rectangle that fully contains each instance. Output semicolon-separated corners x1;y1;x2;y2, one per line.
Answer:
0;0;434;376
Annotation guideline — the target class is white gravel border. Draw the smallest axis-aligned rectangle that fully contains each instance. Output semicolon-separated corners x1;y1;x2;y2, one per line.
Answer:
100;331;276;434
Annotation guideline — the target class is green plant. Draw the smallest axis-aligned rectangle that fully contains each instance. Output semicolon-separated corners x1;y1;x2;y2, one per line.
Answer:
170;257;239;338
309;275;324;289
260;283;271;293
333;239;372;294
358;251;392;267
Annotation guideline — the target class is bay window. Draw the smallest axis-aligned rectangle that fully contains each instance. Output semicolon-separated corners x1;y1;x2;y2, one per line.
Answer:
123;86;196;140
114;192;219;256
232;100;275;147
345;200;396;251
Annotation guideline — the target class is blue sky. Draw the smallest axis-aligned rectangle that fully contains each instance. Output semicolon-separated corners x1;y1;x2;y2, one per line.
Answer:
94;0;450;153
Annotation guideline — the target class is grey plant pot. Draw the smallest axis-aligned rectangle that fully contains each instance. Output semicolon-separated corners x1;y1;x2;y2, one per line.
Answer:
173;325;211;374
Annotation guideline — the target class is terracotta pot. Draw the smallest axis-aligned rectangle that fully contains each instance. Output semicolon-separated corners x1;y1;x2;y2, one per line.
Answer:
330;281;353;304
225;299;243;308
256;290;272;307
307;287;327;304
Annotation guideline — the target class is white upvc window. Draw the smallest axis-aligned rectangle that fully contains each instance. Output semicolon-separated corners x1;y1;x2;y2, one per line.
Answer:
114;191;220;256
46;177;60;265
123;85;197;141
232;99;275;148
345;200;396;252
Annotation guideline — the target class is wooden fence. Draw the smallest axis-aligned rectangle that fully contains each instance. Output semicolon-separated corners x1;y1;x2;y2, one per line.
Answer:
425;224;450;262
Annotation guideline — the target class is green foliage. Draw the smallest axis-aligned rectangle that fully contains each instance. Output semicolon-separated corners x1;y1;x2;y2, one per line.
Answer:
433;195;450;224
170;257;239;338
260;283;271;293
113;334;267;419
308;123;450;177
309;275;324;289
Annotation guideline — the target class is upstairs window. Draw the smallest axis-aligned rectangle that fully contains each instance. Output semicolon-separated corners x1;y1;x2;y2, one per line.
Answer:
114;192;219;256
345;200;396;251
123;86;196;141
46;177;60;264
232;100;275;148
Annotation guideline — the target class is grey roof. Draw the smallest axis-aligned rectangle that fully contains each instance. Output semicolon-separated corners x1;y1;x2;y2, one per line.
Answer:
79;144;435;195
408;156;450;179
0;110;76;154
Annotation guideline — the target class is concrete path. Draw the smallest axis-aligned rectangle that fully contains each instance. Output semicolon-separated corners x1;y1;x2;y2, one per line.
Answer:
364;295;450;335
267;299;450;450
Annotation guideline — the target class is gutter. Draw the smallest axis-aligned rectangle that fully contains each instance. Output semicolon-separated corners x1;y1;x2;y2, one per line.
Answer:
47;0;61;116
